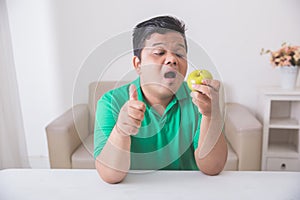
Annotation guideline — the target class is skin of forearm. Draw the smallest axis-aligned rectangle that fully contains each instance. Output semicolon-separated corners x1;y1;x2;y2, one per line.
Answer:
95;125;131;184
195;116;228;175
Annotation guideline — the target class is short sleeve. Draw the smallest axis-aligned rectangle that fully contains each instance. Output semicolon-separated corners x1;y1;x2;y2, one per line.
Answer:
93;92;121;159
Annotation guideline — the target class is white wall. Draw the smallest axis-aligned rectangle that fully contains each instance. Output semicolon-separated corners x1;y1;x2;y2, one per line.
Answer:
6;0;300;160
6;0;60;160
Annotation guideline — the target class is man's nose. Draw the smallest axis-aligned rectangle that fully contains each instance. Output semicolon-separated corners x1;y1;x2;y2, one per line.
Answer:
164;52;177;66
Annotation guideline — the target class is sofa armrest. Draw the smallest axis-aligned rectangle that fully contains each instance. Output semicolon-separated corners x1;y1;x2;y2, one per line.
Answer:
225;103;262;171
46;104;89;168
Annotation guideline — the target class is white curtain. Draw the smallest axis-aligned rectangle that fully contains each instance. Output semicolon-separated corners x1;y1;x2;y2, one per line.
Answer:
0;0;29;169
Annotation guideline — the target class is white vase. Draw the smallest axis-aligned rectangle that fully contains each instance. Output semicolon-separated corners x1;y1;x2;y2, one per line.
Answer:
279;66;299;89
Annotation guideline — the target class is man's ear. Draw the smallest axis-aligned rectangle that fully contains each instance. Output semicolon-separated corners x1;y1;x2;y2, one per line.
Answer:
133;56;141;74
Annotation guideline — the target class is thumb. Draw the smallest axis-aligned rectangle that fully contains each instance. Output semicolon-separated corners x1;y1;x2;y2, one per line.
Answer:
129;84;138;101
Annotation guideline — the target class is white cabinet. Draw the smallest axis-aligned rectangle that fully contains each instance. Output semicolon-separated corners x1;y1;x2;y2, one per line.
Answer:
259;88;300;171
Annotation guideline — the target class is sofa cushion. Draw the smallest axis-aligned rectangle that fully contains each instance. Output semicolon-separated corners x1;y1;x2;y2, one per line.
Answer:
224;143;238;171
225;103;262;170
72;134;95;169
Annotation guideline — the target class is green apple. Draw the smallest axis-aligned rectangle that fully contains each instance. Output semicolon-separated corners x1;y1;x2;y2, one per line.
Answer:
187;69;213;91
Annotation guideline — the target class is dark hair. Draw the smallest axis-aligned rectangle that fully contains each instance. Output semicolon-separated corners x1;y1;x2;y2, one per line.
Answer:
132;16;187;59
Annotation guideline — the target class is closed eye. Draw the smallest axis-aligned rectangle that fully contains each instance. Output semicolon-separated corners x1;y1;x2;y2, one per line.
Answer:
154;50;165;56
175;53;186;59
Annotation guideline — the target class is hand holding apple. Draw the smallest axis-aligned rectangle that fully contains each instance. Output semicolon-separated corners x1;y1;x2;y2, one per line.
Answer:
188;70;220;118
187;69;213;91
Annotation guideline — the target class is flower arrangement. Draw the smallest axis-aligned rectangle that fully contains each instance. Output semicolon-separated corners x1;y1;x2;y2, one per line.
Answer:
261;43;300;67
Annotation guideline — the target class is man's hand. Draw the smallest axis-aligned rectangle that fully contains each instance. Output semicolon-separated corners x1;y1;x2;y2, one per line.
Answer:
190;79;220;118
116;84;146;136
191;79;227;175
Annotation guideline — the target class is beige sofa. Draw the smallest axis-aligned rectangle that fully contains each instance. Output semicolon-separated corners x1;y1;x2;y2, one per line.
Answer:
46;81;262;170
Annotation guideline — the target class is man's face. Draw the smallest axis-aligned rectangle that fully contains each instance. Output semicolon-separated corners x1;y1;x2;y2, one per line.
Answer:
134;31;188;99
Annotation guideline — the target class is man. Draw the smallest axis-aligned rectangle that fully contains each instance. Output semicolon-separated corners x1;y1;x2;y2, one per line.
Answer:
94;16;228;184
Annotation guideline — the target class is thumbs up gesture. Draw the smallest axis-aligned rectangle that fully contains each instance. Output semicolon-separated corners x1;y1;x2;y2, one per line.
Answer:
129;84;138;101
116;84;146;136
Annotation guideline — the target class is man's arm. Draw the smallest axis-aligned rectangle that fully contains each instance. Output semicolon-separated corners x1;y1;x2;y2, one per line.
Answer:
194;116;227;175
190;79;228;175
95;84;145;183
95;126;131;184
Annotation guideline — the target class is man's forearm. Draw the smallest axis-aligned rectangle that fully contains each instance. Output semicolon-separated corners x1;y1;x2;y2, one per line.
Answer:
95;126;131;184
195;116;228;175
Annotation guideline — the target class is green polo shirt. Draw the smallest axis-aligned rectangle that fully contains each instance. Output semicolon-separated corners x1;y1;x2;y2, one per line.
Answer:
94;78;202;170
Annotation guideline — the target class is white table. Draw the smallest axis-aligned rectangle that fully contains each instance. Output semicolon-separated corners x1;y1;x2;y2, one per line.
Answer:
1;169;299;200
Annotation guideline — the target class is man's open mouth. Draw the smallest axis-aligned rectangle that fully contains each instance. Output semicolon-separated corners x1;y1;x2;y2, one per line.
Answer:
164;71;177;79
